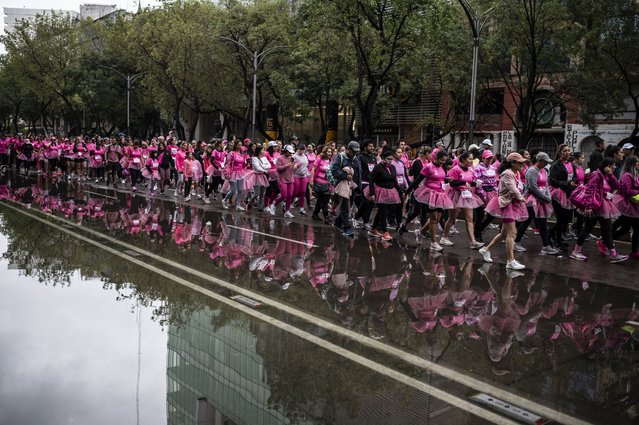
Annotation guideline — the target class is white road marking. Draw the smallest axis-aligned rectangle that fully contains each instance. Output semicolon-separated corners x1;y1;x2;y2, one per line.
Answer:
0;201;597;425
1;202;518;425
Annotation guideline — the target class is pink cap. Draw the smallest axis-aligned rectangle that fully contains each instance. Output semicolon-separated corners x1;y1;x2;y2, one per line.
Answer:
481;150;494;159
506;152;526;162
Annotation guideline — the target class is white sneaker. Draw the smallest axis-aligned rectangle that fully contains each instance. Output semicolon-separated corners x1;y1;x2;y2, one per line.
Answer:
469;240;485;249
267;205;276;216
514;243;527;252
284;210;294;218
236;205;246;211
479;247;493;263
299;208;307;216
570;251;587;261
222;200;229;209
450;225;460;235
430;242;443;252
540;246;559;255
506;259;526;270
196;193;203;199
184;195;191;202
439;237;454;246
488;224;499;230
203;196;211;204
173;190;178;197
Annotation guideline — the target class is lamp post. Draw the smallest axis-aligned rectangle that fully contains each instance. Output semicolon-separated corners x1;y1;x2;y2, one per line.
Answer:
99;65;145;136
220;37;288;141
457;1;496;146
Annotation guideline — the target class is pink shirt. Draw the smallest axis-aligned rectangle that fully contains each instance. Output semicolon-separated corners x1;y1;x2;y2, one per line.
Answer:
175;150;186;172
312;157;330;185
276;155;295;183
226;151;245;173
184;159;196;178
420;163;447;192
447;165;475;191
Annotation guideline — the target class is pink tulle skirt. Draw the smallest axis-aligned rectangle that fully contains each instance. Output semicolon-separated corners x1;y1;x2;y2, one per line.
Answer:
227;170;245;181
413;186;454;209
551;187;574;209
592;198;620;219
447;188;484;209
142;168;160;179
485;198;529;221
372;185;401;205
89;158;104;168
479;189;497;205
613;194;639;218
243;171;256;191
251;173;269;187
206;165;221;177
526;194;553;218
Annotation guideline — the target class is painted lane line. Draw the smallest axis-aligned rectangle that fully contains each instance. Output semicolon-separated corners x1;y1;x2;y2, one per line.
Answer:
83;190;118;200
0;201;595;425
224;224;319;248
1;202;519;425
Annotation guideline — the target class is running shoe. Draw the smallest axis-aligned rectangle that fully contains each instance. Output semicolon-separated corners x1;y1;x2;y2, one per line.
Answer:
469;240;485;249
450;225;460;234
478;247;493;263
570;251;587;261
267;205;276;216
506;260;526;270
439;237;454;246
299;208;307;216
236;205;246;211
540;246;559;255
487;224;499;230
610;254;629;264
284;210;295;218
381;231;393;241
222;200;229;209
532;228;540;235
184;195;191;202
368;229;382;238
430;242;443;252
203;197;211;204
514;243;527;252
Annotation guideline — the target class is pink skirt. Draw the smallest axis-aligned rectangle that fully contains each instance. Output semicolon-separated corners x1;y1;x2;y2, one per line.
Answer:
89;158;104;168
551;187;574;209
206;165;221;177
251;173;269;187
228;170;245;181
613;194;639;218
243;171;255;191
479;189;497;205
593;198;620;219
526;194;553;218
448;188;484;209
372;185;401;205
413;186;454;209
485;198;529;221
142;168;160;179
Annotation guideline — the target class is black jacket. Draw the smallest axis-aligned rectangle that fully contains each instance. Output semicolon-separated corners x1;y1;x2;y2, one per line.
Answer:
370;162;400;197
549;161;576;194
359;152;377;184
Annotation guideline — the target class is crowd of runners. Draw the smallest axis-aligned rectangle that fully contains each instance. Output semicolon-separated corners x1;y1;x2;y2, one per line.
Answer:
0;134;637;270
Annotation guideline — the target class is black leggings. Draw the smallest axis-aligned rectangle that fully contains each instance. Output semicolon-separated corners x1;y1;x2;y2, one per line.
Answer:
551;200;573;244
130;168;142;187
205;175;222;197
184;178;193;197
577;216;613;248
314;192;331;218
404;199;429;227
613;215;639;253
355;184;374;223
373;204;393;232
516;206;550;246
475;207;495;239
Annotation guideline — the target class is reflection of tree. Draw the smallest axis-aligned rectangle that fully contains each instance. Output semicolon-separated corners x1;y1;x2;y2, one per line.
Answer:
0;207;207;327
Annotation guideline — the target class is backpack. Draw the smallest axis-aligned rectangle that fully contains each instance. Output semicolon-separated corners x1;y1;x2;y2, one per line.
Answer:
326;153;344;187
570;176;602;211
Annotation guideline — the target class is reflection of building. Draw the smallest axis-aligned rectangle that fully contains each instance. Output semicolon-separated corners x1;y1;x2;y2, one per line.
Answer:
166;308;299;425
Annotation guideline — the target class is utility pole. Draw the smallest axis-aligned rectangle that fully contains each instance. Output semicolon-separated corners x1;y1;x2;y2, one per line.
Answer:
220;37;288;141
99;65;145;136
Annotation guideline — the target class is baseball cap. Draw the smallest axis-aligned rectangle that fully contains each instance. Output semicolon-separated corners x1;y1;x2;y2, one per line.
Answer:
535;152;552;163
284;145;295;154
481;139;493;147
347;141;360;152
622;143;635;150
506;152;525;163
481;150;494;159
267;141;278;147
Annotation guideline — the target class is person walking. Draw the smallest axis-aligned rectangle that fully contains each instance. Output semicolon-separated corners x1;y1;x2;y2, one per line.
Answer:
613;155;639;259
478;152;529;270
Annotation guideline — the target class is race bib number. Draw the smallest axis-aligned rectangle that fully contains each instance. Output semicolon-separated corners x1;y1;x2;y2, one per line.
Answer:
368;163;374;172
396;175;405;186
151;223;158;230
605;192;613;200
152;161;158;168
95;206;102;211
567;173;574;181
486;169;495;177
133;158;140;164
171;148;178;155
95;155;102;160
461;189;473;199
132;219;140;225
441;182;447;190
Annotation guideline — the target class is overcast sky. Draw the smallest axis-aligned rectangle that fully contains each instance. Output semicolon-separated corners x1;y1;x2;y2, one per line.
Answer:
1;0;163;52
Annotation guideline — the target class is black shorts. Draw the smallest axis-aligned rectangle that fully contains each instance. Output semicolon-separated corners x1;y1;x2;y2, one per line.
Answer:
426;205;444;214
74;158;85;164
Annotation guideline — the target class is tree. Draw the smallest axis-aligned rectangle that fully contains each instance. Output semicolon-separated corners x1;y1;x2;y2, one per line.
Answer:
567;0;639;139
482;0;576;148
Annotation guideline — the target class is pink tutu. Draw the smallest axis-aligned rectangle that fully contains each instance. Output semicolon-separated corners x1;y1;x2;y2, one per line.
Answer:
228;170;245;181
525;194;553;219
447;188;484;209
372;185;401;205
89;157;104;168
414;186;454;209
479;189;497;205
551;187;574;209
142;168;160;179
613;194;639;218
243;171;256;191
485;197;529;221
251;173;269;187
591;198;620;219
206;165;221;177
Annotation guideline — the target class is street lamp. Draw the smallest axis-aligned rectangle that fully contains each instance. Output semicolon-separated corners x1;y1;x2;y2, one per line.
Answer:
99;65;145;136
457;1;496;146
220;37;288;141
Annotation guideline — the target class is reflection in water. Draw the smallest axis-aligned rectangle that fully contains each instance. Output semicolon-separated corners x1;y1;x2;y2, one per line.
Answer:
2;173;639;424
